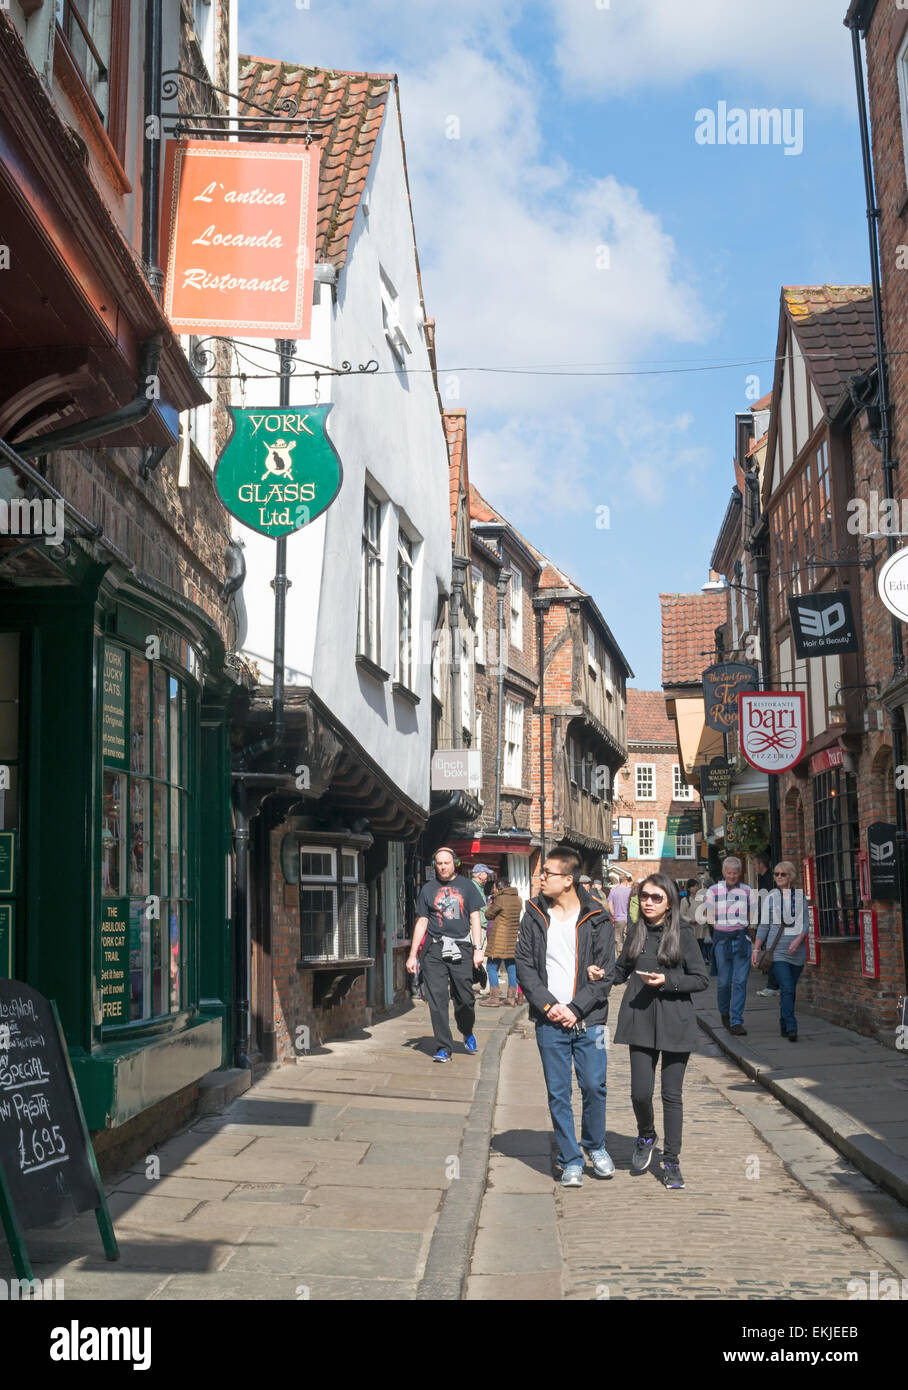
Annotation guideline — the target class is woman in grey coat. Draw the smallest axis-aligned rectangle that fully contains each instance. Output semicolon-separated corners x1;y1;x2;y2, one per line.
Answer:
588;872;708;1189
752;860;808;1042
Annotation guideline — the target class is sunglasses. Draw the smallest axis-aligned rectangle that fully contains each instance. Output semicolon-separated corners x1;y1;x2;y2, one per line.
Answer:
774;872;790;879
640;891;667;903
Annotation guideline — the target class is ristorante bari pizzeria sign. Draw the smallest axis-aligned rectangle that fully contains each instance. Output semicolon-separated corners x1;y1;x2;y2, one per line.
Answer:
161;140;320;336
737;691;807;774
214;406;343;538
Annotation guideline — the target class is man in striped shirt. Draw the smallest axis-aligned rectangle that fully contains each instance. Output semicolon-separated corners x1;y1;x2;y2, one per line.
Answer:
704;856;756;1036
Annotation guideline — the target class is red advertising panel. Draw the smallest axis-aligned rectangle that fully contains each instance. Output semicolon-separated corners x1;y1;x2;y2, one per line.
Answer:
859;909;880;979
806;904;821;965
161;140;320;337
738;691;807;773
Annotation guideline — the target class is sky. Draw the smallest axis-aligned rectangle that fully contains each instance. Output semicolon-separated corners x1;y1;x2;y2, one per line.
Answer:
240;0;871;690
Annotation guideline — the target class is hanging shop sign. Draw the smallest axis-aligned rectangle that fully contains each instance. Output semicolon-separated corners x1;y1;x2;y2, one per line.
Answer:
806;904;821;965
430;750;481;792
214;405;343;538
877;545;908;622
859;909;880;979
699;756;732;801
161;139;320;337
802;855;815;902
867;820;899;902
665;813;699;836
737;691;807;773
787;589;859;658
702;662;759;734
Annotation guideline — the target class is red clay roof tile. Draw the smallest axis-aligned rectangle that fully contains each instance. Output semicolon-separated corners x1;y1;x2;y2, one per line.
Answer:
238;57;394;270
660;591;728;687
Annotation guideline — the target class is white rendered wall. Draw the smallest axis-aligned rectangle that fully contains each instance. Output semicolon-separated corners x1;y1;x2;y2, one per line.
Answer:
237;87;451;811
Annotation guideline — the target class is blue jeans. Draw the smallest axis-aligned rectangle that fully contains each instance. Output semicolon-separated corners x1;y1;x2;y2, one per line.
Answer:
713;930;751;1026
487;958;517;989
535;1021;607;1168
773;959;803;1035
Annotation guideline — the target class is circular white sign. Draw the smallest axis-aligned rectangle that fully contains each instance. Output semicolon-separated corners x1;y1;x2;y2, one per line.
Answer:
878;545;908;621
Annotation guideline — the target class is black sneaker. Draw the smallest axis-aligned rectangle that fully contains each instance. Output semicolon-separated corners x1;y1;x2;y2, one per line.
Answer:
721;1013;730;1028
662;1160;685;1189
630;1135;657;1173
729;1024;747;1036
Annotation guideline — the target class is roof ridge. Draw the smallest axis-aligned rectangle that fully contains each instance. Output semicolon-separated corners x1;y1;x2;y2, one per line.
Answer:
240;55;396;81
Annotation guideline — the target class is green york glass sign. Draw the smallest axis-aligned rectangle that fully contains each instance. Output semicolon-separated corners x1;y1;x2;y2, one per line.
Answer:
214;405;343;538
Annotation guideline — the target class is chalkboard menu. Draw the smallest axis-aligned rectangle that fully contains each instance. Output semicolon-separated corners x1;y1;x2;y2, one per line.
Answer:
0;832;14;895
0;980;118;1276
0;905;12;978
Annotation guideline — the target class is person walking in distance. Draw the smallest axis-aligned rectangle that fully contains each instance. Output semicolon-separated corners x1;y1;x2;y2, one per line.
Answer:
753;852;781;999
752;862;808;1042
481;875;522;1007
471;863;493;997
705;856;756;1036
588;873;708;1189
607;876;632;956
407;849;485;1063
515;847;616;1188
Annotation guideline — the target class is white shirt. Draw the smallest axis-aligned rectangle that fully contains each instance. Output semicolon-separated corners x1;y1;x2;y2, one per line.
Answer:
546;907;580;1005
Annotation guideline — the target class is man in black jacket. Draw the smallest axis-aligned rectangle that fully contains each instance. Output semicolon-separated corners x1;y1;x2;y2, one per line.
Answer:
515;847;616;1188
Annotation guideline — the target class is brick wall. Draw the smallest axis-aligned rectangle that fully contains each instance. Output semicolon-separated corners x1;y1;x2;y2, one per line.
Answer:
268;828;374;1064
613;744;701;888
49;442;234;645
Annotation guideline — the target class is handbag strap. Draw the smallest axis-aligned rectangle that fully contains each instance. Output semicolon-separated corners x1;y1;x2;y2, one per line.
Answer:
764;893;786;955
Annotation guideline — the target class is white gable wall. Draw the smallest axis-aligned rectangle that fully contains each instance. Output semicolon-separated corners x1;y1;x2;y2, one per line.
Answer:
236;86;450;812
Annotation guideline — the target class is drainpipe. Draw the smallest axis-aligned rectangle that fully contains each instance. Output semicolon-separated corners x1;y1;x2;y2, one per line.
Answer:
143;0;164;299
494;567;511;832
533;596;551;865
449;556;468;750
847;11;908;993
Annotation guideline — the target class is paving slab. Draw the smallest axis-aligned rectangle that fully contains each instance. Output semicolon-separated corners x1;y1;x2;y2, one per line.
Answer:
303;1162;447;1190
225;1228;425;1278
465;1272;563;1300
471;1224;562;1275
477;1193;557;1228
151;1273;417;1300
111;1175;241;1202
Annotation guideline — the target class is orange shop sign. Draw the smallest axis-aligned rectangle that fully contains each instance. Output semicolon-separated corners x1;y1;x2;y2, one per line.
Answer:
160;140;320;337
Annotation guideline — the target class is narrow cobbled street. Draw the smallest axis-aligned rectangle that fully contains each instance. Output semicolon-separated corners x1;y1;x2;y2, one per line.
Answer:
469;990;908;1301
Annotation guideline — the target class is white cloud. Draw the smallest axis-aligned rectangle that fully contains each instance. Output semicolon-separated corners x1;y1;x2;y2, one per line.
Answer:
549;0;855;112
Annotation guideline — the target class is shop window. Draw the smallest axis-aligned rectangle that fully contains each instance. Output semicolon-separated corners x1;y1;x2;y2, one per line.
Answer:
101;648;193;1025
813;767;859;939
298;845;367;962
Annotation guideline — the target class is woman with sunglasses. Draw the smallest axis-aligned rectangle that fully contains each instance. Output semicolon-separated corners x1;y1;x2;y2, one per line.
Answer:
752;861;808;1041
587;872;708;1188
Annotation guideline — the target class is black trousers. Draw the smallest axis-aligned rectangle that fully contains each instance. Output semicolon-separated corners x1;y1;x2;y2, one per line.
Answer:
420;937;475;1052
628;1046;690;1161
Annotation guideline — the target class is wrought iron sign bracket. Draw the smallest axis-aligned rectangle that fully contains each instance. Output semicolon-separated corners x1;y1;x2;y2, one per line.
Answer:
189;337;379;384
161;69;334;143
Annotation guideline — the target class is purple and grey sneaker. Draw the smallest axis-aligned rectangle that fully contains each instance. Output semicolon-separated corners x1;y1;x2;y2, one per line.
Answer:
631;1135;657;1173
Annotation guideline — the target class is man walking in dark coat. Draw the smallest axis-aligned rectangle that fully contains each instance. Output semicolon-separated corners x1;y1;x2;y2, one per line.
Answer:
515;846;615;1187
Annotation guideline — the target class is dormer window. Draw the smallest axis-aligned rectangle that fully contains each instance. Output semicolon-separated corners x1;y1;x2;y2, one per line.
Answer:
380;267;411;363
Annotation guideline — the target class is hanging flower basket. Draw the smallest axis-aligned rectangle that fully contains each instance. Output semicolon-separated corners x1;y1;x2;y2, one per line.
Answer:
725;810;769;857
